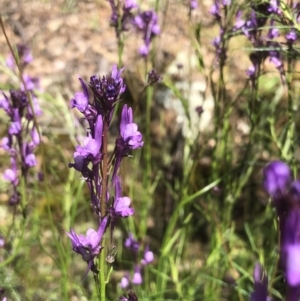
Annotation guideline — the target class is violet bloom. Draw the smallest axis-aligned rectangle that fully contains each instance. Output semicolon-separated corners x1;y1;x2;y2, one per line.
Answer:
124;233;139;253
89;65;126;121
210;2;221;19
6;44;33;70
66;216;108;273
120;271;130;289
268;0;281;15
73;115;103;163
263;161;291;199
132;265;142;285
286;29;297;44
111;176;134;217
250;263;269;301
70;78;89;114
133;10;160;57
112;104;143;181
190;0;198;10
141;245;154;265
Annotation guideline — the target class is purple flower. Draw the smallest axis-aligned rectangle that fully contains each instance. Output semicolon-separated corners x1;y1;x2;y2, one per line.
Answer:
281;206;300;287
210;3;221;19
250;263;269;301
133;10;160;57
111;176;134;217
268;0;281;15
124;233;139;252
286;29;297;44
263;161;291;199
6;44;33;69
66;216;108;273
70;78;89;113
3;168;18;186
132;265;142;284
190;0;198;10
120;272;130;289
141;245;154;265
74;115;103;161
112;104;143;180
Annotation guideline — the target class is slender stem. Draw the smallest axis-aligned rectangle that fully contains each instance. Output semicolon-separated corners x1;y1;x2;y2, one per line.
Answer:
99;248;106;301
101;118;108;217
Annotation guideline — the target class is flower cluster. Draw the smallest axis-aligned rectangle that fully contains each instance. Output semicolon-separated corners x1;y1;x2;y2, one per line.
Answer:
261;161;300;299
120;233;154;288
250;263;270;301
108;0;160;57
0;44;42;206
209;0;231;63
67;65;143;275
233;2;299;85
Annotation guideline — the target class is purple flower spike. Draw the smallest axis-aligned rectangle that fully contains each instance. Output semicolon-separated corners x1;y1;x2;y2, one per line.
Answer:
286;243;300;286
250;263;269;301
263;161;291;199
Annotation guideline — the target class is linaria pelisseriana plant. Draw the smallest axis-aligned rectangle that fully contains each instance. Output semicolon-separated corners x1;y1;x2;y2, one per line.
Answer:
67;65;143;299
0;44;42;212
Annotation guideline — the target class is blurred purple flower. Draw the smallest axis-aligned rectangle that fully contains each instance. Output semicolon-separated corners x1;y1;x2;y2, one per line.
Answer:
250;263;269;301
286;29;297;44
70;78;89;113
268;0;281;15
133;10;160;57
120;272;130;289
124;233;139;252
132;265;142;284
263;161;291;199
6;44;33;70
190;0;198;10
141;245;154;265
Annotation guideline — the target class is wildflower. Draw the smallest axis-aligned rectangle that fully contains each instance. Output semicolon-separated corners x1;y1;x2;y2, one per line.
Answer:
132;265;142;284
263;161;291;200
190;0;198;10
6;44;33;70
124;233;140;253
112;104;143;180
89;65;126;121
120;272;130;289
141;245;154;265
147;69;162;85
133;10;160;57
110;176;134;218
286;29;297;44
250;263;269;301
66;216;108;273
